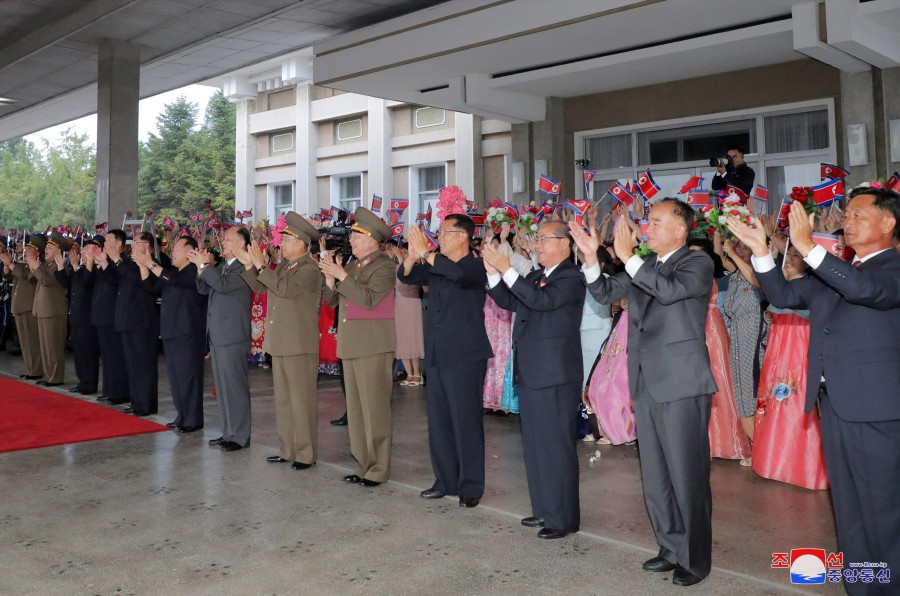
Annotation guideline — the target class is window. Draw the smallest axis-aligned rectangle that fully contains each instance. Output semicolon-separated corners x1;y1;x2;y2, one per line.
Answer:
273;184;293;218
637;120;755;166
415;106;446;129
271;132;293;153
586;134;632;170
416;165;445;230
764;110;828;154
336;174;362;212
336;118;362;141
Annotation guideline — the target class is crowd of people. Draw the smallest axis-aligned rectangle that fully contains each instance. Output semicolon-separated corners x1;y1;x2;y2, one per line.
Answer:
1;180;898;591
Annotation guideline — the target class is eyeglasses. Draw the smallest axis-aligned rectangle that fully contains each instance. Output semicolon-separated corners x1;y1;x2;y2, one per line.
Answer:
437;228;466;235
535;235;567;244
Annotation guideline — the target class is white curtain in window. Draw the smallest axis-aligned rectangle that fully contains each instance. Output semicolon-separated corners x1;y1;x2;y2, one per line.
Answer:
587;134;632;170
764;110;829;154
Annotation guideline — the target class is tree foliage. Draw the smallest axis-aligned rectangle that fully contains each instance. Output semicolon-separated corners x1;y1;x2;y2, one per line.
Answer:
0;89;236;234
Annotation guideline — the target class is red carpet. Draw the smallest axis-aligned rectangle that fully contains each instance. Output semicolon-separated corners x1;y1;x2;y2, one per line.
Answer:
0;376;168;453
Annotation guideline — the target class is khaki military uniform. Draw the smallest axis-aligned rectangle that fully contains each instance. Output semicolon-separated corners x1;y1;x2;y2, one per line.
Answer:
9;263;43;377
324;250;397;483
242;254;323;464
31;260;68;383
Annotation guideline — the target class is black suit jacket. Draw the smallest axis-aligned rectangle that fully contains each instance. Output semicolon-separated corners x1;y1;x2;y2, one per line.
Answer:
113;257;160;333
90;265;119;327
488;259;585;390
757;249;900;422
710;163;755;196
587;246;717;403
143;264;205;341
398;252;493;368
55;265;92;326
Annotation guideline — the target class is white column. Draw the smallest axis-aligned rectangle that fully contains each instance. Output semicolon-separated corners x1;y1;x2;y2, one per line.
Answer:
294;83;318;216
454;112;480;198
367;96;392;205
234;98;256;214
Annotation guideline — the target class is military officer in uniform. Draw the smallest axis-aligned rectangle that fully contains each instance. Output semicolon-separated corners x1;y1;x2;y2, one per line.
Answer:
1;235;43;380
238;213;323;463
319;207;396;487
28;232;70;386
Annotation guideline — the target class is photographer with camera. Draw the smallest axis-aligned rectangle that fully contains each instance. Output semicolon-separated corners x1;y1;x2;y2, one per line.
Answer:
710;145;755;197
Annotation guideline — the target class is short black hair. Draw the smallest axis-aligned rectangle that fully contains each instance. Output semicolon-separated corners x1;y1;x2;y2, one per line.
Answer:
848;186;900;239
657;197;694;233
109;229;126;245
235;227;251;248
727;145;746;156
445;214;476;240
178;236;198;251
138;231;156;249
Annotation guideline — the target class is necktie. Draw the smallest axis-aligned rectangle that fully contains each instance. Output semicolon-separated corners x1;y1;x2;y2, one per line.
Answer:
539;273;547;287
656;260;662;271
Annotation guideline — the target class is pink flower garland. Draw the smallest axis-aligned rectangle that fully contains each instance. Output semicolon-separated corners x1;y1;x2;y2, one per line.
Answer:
436;186;468;222
271;214;287;247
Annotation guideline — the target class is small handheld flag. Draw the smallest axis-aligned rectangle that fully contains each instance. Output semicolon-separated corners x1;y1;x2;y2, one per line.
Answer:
636;170;661;201
811;232;843;258
390;199;409;212
390;222;405;240
679;176;704;194
724;185;750;205
564;199;593;229
371;195;383;213
751;185;769;202
886;171;900;192
812;179;843;207
821;163;850;180
686;189;710;209
538;175;561;196
608;182;636;207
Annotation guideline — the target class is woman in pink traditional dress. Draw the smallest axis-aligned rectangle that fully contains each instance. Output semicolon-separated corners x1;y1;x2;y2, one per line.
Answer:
483;225;533;411
690;238;751;460
249;235;279;368
586;302;636;445
390;242;424;386
317;238;340;376
752;245;829;490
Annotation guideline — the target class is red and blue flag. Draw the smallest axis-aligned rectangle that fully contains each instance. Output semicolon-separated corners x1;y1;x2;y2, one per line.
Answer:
538;175;561;196
636;170;661;201
821;163;850;180
812;179;843;207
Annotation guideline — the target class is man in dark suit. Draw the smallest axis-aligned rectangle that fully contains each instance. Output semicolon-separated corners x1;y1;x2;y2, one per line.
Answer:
105;230;160;417
710;144;755;197
192;226;253;450
54;241;100;395
483;220;585;539
729;187;900;596
137;236;206;432
86;233;130;404
570;199;716;586
398;215;493;508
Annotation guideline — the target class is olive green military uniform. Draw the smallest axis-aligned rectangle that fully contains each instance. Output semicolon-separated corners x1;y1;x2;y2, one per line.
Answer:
242;214;324;465
324;208;396;483
32;233;70;384
9;262;43;378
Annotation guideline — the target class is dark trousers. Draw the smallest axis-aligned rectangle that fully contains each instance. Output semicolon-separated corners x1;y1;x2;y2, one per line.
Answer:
70;325;99;393
163;333;205;428
97;325;129;401
518;381;581;532
210;341;251;446
819;390;900;596
426;360;488;498
633;370;712;579
120;329;158;415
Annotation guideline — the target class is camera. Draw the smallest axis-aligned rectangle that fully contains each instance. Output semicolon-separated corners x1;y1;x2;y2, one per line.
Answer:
709;156;734;168
322;208;353;260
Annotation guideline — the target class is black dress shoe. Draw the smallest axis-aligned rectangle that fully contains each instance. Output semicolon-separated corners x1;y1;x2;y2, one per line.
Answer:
208;437;225;446
177;425;203;433
520;516;544;528
36;380;49;386
643;556;676;572
107;399;128;405
291;462;313;470
343;474;362;484
360;479;381;487
537;527;578;539
123;407;135;413
266;455;289;463
131;411;150;417
43;382;63;387
330;413;348;426
220;441;243;452
19;374;27;379
420;488;446;499
96;396;109;402
672;565;704;587
459;496;480;508
165;421;177;428
23;375;42;380
68;386;83;393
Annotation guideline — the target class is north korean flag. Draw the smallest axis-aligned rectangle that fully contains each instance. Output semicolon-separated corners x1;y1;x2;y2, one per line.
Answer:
812;179;843;207
821;163;850;180
390;199;409;212
639;219;649;242
886;171;900;192
468;212;486;226
686;189;710;209
538;175;561;196
679;176;704;194
636;170;661;201
390;222;405;240
178;224;191;237
371;195;383;213
319;208;331;218
423;229;439;251
811;232;844;258
503;202;520;220
608;182;636;207
161;216;176;231
775;196;793;227
583;170;597;183
387;208;405;224
752;185;769;202
564;199;593;229
724;184;750;205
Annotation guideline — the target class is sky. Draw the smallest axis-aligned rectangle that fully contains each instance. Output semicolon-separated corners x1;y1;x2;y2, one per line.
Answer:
24;84;220;147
